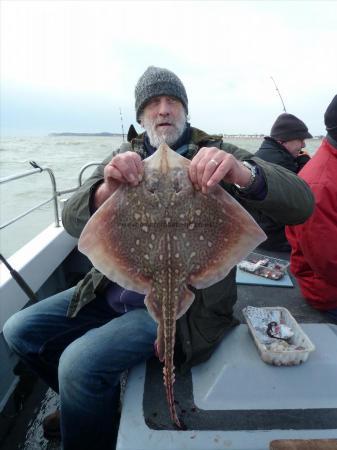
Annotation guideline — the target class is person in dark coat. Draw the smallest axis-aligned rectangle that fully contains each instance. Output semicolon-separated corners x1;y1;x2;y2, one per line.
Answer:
255;113;313;251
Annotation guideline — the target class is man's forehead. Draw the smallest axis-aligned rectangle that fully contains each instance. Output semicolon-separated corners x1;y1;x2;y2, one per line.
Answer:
148;95;181;103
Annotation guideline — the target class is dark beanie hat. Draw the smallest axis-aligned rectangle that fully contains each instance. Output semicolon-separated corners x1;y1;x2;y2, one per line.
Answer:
270;113;312;141
324;94;337;140
135;66;188;123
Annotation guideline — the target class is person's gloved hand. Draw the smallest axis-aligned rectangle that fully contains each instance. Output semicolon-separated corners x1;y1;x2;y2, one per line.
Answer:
298;149;311;157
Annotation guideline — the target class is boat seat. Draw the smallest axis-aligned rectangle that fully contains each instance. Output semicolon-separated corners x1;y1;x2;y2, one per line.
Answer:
270;439;337;450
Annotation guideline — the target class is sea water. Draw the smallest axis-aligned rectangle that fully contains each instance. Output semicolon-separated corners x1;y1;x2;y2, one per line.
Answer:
0;135;321;258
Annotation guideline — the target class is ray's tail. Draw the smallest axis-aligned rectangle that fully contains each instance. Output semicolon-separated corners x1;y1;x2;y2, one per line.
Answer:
157;319;182;428
163;349;181;428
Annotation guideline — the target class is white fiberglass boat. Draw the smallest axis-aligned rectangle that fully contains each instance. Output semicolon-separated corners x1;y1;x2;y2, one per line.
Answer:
1;164;337;450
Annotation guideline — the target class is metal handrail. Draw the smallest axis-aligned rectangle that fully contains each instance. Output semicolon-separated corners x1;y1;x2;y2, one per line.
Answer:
1;197;58;230
56;162;101;197
78;162;102;186
1;167;43;183
0;161;101;231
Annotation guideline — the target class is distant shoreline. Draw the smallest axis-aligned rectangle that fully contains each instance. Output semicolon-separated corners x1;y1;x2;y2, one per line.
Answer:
222;135;324;139
48;132;324;139
48;132;123;137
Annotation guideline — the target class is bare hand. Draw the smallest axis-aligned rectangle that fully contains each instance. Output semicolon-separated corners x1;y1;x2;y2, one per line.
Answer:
94;151;143;209
189;147;252;194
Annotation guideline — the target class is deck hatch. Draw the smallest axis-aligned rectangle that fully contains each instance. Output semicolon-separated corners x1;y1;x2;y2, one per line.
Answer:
144;324;337;431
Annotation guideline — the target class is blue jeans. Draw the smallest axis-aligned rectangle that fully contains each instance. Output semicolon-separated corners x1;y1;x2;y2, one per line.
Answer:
3;288;157;450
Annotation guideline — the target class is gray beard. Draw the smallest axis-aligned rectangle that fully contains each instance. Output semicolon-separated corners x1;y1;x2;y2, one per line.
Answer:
142;113;187;148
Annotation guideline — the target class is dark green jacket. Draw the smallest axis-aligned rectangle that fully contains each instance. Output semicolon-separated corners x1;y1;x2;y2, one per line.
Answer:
62;127;314;372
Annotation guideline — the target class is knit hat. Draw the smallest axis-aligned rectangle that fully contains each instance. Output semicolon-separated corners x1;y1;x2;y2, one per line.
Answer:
135;66;188;123
324;95;337;140
270;113;312;141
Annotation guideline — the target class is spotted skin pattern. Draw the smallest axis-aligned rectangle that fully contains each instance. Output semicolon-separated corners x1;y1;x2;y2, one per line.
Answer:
79;144;266;428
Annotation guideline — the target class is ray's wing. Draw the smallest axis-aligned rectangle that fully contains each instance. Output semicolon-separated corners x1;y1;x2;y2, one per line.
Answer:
186;185;266;289
78;143;266;297
78;186;151;294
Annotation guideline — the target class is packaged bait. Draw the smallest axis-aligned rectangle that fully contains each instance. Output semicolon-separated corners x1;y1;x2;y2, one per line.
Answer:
242;306;315;366
238;253;289;280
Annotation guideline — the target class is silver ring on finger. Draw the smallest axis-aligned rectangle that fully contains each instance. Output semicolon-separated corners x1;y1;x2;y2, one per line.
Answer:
209;159;219;167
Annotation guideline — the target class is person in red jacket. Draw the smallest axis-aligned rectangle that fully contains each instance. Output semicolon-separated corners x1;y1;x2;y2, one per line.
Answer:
286;95;337;320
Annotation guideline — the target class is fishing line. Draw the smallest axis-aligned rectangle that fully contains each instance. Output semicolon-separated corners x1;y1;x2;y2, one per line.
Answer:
270;76;287;113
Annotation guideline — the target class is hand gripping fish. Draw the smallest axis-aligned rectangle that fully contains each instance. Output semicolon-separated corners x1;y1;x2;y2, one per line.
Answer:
78;144;266;428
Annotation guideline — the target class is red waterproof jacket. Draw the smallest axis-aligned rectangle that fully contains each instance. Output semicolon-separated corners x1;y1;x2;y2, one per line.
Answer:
286;137;337;310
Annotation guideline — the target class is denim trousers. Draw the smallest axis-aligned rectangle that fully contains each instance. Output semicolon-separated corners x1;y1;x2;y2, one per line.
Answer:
3;287;157;450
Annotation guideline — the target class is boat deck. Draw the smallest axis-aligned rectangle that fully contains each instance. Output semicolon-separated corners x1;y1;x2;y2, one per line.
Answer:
0;250;335;450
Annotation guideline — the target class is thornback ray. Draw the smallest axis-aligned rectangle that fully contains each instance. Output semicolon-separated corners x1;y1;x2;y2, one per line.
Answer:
78;143;266;428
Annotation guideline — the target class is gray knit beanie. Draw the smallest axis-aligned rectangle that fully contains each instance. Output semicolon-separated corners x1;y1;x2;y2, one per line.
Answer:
324;94;337;141
135;66;188;123
270;113;312;141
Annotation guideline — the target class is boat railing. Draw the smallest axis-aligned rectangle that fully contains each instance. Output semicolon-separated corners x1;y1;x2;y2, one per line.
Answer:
0;161;101;230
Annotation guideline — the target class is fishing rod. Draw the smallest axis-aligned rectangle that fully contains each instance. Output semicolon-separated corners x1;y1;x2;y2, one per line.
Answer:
119;107;125;142
0;253;37;302
270;76;287;113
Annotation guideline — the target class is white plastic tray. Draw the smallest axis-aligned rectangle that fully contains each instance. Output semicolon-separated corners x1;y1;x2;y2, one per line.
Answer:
242;306;315;366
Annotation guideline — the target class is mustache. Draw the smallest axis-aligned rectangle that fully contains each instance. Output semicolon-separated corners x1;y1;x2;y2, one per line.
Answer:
155;121;175;127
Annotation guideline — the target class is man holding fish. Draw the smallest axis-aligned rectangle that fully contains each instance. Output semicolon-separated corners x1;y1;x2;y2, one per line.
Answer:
3;66;314;449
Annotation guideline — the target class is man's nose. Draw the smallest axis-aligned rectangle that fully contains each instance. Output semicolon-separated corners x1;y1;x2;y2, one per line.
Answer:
158;99;170;115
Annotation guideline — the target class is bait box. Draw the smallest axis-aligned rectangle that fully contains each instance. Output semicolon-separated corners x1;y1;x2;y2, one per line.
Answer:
242;306;315;366
238;252;289;280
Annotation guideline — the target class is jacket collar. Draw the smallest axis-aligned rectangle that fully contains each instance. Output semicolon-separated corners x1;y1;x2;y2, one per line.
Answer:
263;136;289;151
327;134;337;149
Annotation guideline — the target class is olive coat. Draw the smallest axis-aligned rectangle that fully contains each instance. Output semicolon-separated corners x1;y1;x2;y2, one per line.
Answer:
62;127;314;372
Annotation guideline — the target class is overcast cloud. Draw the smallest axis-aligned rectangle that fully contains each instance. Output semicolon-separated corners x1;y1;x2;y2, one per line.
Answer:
1;0;336;136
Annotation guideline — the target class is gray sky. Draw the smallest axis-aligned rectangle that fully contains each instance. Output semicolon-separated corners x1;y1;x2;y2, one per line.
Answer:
1;0;336;136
